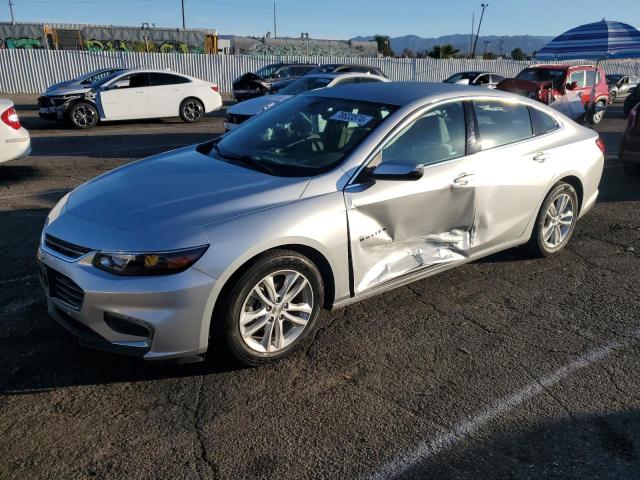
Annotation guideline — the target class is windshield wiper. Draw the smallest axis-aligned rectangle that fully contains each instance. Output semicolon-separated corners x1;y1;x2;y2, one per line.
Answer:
212;143;279;176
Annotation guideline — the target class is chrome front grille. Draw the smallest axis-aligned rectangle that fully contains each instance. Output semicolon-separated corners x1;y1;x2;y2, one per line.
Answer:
47;267;84;310
45;234;93;259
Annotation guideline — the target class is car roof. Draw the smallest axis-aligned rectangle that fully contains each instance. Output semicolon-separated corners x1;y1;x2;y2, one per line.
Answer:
305;72;386;80
306;81;523;106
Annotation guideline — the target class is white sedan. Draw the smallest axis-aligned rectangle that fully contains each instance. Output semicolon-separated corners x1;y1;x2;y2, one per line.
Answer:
224;72;389;131
0;99;31;164
41;69;222;129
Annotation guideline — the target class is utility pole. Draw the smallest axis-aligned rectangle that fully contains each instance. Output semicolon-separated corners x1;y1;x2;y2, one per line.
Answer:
181;0;186;29
469;12;475;58
8;0;15;24
498;36;504;57
471;3;488;58
273;2;277;39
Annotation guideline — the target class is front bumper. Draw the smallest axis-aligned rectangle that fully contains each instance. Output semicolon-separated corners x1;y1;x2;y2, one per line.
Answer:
37;246;217;360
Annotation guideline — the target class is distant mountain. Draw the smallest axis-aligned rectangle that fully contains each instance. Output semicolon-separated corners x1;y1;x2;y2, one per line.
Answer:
352;34;553;56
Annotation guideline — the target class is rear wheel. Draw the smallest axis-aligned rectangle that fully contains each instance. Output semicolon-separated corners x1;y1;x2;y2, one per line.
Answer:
179;98;204;123
216;250;324;366
66;101;98;129
527;182;579;257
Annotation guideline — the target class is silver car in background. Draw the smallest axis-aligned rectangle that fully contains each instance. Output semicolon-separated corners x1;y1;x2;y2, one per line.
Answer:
38;83;604;365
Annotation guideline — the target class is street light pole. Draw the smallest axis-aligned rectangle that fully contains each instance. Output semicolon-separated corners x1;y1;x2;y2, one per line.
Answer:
8;0;15;24
181;0;186;29
471;3;488;58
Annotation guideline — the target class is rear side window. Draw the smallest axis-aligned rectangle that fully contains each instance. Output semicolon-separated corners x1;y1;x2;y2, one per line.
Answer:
529;107;559;136
474;100;533;149
149;73;190;86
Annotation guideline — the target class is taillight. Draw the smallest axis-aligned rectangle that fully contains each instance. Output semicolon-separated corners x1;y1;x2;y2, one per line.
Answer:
211;85;219;93
596;137;605;155
1;106;20;130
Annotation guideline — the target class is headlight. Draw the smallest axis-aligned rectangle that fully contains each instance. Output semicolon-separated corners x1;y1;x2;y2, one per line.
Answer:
93;245;209;276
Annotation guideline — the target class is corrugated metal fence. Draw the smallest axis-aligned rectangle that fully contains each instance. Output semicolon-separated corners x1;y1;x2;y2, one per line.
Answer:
2;49;640;94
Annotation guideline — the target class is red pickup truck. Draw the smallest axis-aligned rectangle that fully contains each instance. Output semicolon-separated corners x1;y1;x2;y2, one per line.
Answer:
497;64;610;124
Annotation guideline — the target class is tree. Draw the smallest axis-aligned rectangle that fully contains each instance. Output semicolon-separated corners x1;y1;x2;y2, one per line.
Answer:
400;48;416;58
427;44;460;59
374;35;394;57
511;48;526;61
483;51;498;60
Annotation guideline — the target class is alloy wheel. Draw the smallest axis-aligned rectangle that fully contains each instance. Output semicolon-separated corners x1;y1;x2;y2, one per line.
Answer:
183;101;203;121
239;270;314;353
73;106;96;127
542;193;574;248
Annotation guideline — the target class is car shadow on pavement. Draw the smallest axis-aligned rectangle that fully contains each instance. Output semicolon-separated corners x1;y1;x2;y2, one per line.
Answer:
398;410;640;479
0;165;41;185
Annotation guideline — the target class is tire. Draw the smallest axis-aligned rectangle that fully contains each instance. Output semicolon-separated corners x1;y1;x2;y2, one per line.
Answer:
66;101;99;129
623;161;640;177
216;249;324;366
590;100;606;125
609;91;617;104
527;182;579;258
179;98;204;123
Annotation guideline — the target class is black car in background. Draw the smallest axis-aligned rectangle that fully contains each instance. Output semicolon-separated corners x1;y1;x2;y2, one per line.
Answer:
232;63;317;102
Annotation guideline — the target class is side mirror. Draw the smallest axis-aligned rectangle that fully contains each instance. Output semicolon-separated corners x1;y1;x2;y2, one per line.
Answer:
372;162;424;181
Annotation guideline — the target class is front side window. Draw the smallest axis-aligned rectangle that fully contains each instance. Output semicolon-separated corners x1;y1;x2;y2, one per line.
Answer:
213;96;396;176
444;72;479;83
378;101;466;168
476;74;490;85
474;100;533;149
569;70;586;87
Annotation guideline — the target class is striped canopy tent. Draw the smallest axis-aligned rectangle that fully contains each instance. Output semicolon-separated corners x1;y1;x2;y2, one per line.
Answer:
536;19;640;60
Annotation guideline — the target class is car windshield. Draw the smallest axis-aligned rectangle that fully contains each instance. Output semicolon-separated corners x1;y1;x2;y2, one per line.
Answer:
606;74;623;84
91;71;126;88
212;95;397;177
256;64;280;78
516;68;566;87
444;72;479;83
279;77;333;95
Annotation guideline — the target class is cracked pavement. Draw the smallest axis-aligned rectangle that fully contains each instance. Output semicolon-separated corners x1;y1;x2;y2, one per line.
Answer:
1;96;640;479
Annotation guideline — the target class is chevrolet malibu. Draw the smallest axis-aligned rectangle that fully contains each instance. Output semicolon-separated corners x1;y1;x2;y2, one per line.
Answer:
38;83;604;365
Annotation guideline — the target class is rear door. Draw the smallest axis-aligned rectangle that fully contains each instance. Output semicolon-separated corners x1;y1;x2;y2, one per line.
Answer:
345;100;478;293
147;72;191;117
97;72;150;120
466;99;560;250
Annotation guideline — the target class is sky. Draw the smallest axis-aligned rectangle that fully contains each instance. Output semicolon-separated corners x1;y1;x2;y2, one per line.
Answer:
3;0;640;40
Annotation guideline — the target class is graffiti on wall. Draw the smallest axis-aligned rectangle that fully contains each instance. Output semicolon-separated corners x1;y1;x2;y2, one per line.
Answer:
0;36;46;49
247;43;371;57
85;38;204;54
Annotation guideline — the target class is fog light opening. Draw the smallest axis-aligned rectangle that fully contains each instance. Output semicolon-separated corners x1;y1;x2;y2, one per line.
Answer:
104;313;153;339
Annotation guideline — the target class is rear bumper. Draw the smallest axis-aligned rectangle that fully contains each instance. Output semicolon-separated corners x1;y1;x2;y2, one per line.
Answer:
620;150;640;165
0;129;31;163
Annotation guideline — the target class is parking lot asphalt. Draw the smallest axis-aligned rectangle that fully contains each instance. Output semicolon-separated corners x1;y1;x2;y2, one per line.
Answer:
1;95;640;480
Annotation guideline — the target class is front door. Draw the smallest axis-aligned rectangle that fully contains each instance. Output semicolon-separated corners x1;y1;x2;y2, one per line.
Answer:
345;101;478;294
97;72;150;120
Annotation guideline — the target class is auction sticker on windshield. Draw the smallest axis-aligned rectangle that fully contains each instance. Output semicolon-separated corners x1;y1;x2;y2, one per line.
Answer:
330;111;373;126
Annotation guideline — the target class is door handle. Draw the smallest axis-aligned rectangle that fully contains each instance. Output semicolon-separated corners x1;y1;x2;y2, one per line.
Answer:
452;173;474;187
533;152;549;163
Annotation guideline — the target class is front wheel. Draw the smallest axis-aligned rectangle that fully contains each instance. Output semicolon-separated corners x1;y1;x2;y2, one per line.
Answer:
179;98;204;123
217;250;324;366
66;101;99;129
590;100;606;124
527;182;579;257
609;91;617;104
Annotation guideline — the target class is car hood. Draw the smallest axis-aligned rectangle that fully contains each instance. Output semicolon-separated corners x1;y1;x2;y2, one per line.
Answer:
228;95;291;115
66;144;310;232
44;84;90;97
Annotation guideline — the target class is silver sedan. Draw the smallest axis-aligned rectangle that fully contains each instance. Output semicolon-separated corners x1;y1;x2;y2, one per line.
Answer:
38;83;604;365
